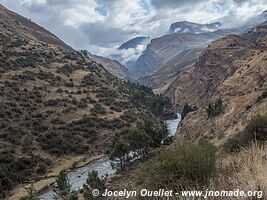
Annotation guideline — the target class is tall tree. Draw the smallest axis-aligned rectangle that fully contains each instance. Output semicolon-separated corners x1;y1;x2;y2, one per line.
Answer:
54;170;71;200
110;141;129;172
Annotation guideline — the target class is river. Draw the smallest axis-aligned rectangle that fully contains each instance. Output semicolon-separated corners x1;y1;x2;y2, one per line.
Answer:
39;113;181;199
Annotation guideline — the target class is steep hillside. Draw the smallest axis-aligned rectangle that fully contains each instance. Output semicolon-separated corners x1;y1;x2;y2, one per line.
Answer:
85;51;129;80
109;22;267;200
174;21;267;142
0;5;173;198
138;48;202;94
129;33;216;79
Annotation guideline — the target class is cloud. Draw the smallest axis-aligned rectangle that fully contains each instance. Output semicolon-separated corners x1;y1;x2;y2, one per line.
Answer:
0;0;266;65
150;0;205;9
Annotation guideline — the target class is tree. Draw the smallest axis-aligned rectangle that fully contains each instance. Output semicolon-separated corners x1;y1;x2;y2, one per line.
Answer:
110;141;129;172
181;103;196;120
54;170;71;200
87;170;105;190
83;170;105;200
206;98;223;118
126;128;151;156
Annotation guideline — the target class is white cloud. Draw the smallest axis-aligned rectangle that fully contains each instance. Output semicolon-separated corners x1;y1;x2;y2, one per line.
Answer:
0;0;266;65
60;3;105;28
21;0;47;6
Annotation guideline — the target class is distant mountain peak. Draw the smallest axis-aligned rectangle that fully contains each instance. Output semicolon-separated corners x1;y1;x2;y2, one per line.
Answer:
169;21;222;34
118;36;150;50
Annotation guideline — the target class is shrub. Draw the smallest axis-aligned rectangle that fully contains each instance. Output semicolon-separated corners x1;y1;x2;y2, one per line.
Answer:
120;110;136;123
90;103;106;115
256;89;267;102
206;98;223;118
223;115;267;152
181;103;197;120
136;140;217;190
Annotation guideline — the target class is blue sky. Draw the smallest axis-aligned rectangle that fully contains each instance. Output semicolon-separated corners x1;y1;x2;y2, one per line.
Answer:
0;0;266;62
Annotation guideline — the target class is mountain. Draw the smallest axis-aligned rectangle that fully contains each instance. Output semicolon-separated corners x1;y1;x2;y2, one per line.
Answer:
118;36;149;50
173;21;267;140
84;51;129;80
242;10;267;29
110;21;267;197
0;5;173;199
169;21;222;34
130;29;237;80
136;11;267;92
138;48;202;94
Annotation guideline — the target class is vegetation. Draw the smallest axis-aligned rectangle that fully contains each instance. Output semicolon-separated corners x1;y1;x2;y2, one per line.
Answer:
206;98;223;118
21;135;34;155
83;170;106;200
110;140;129;171
135;140;217;191
109;119;168;171
181;103;197;120
125;82;173;117
20;166;40;200
0;9;175;198
53;170;77;200
223;115;267;153
256;89;267;102
0;149;49;199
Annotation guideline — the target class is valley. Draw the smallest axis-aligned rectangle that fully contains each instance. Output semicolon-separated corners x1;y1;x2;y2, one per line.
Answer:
0;2;266;200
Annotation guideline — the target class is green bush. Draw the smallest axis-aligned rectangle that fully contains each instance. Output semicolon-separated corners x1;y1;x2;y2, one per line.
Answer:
181;103;197;120
206;98;223;118
120;110;136;122
90;103;106;115
136;140;217;190
223;115;267;152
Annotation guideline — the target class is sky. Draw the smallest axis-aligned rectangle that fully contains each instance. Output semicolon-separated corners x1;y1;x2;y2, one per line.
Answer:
0;0;266;64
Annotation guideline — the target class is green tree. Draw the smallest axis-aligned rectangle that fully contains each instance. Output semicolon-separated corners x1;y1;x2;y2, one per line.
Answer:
206;98;223;118
83;170;105;200
54;170;71;200
110;141;129;171
126;128;151;156
181;103;196;120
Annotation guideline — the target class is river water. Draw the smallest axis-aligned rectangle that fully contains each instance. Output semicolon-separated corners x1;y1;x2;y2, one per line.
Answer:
39;113;181;199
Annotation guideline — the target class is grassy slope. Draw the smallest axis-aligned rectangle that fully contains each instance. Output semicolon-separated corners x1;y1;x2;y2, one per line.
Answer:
0;5;172;198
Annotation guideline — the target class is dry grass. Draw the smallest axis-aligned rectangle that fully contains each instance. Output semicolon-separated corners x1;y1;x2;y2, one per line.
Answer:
211;143;267;199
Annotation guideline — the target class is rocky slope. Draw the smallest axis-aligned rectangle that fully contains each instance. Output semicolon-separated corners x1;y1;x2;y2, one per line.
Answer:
136;29;241;92
174;21;267;143
85;51;129;80
0;4;172;198
130;32;221;79
138;48;202;94
136;11;267;89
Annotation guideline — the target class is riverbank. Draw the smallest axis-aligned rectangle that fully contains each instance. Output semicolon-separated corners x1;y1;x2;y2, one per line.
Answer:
8;113;181;200
7;155;103;200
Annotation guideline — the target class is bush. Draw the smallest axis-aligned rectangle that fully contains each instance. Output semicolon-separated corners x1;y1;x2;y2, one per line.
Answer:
90;103;106;115
206;98;223;118
136;140;217;190
256;89;267;102
181;103;197;120
223;115;267;152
